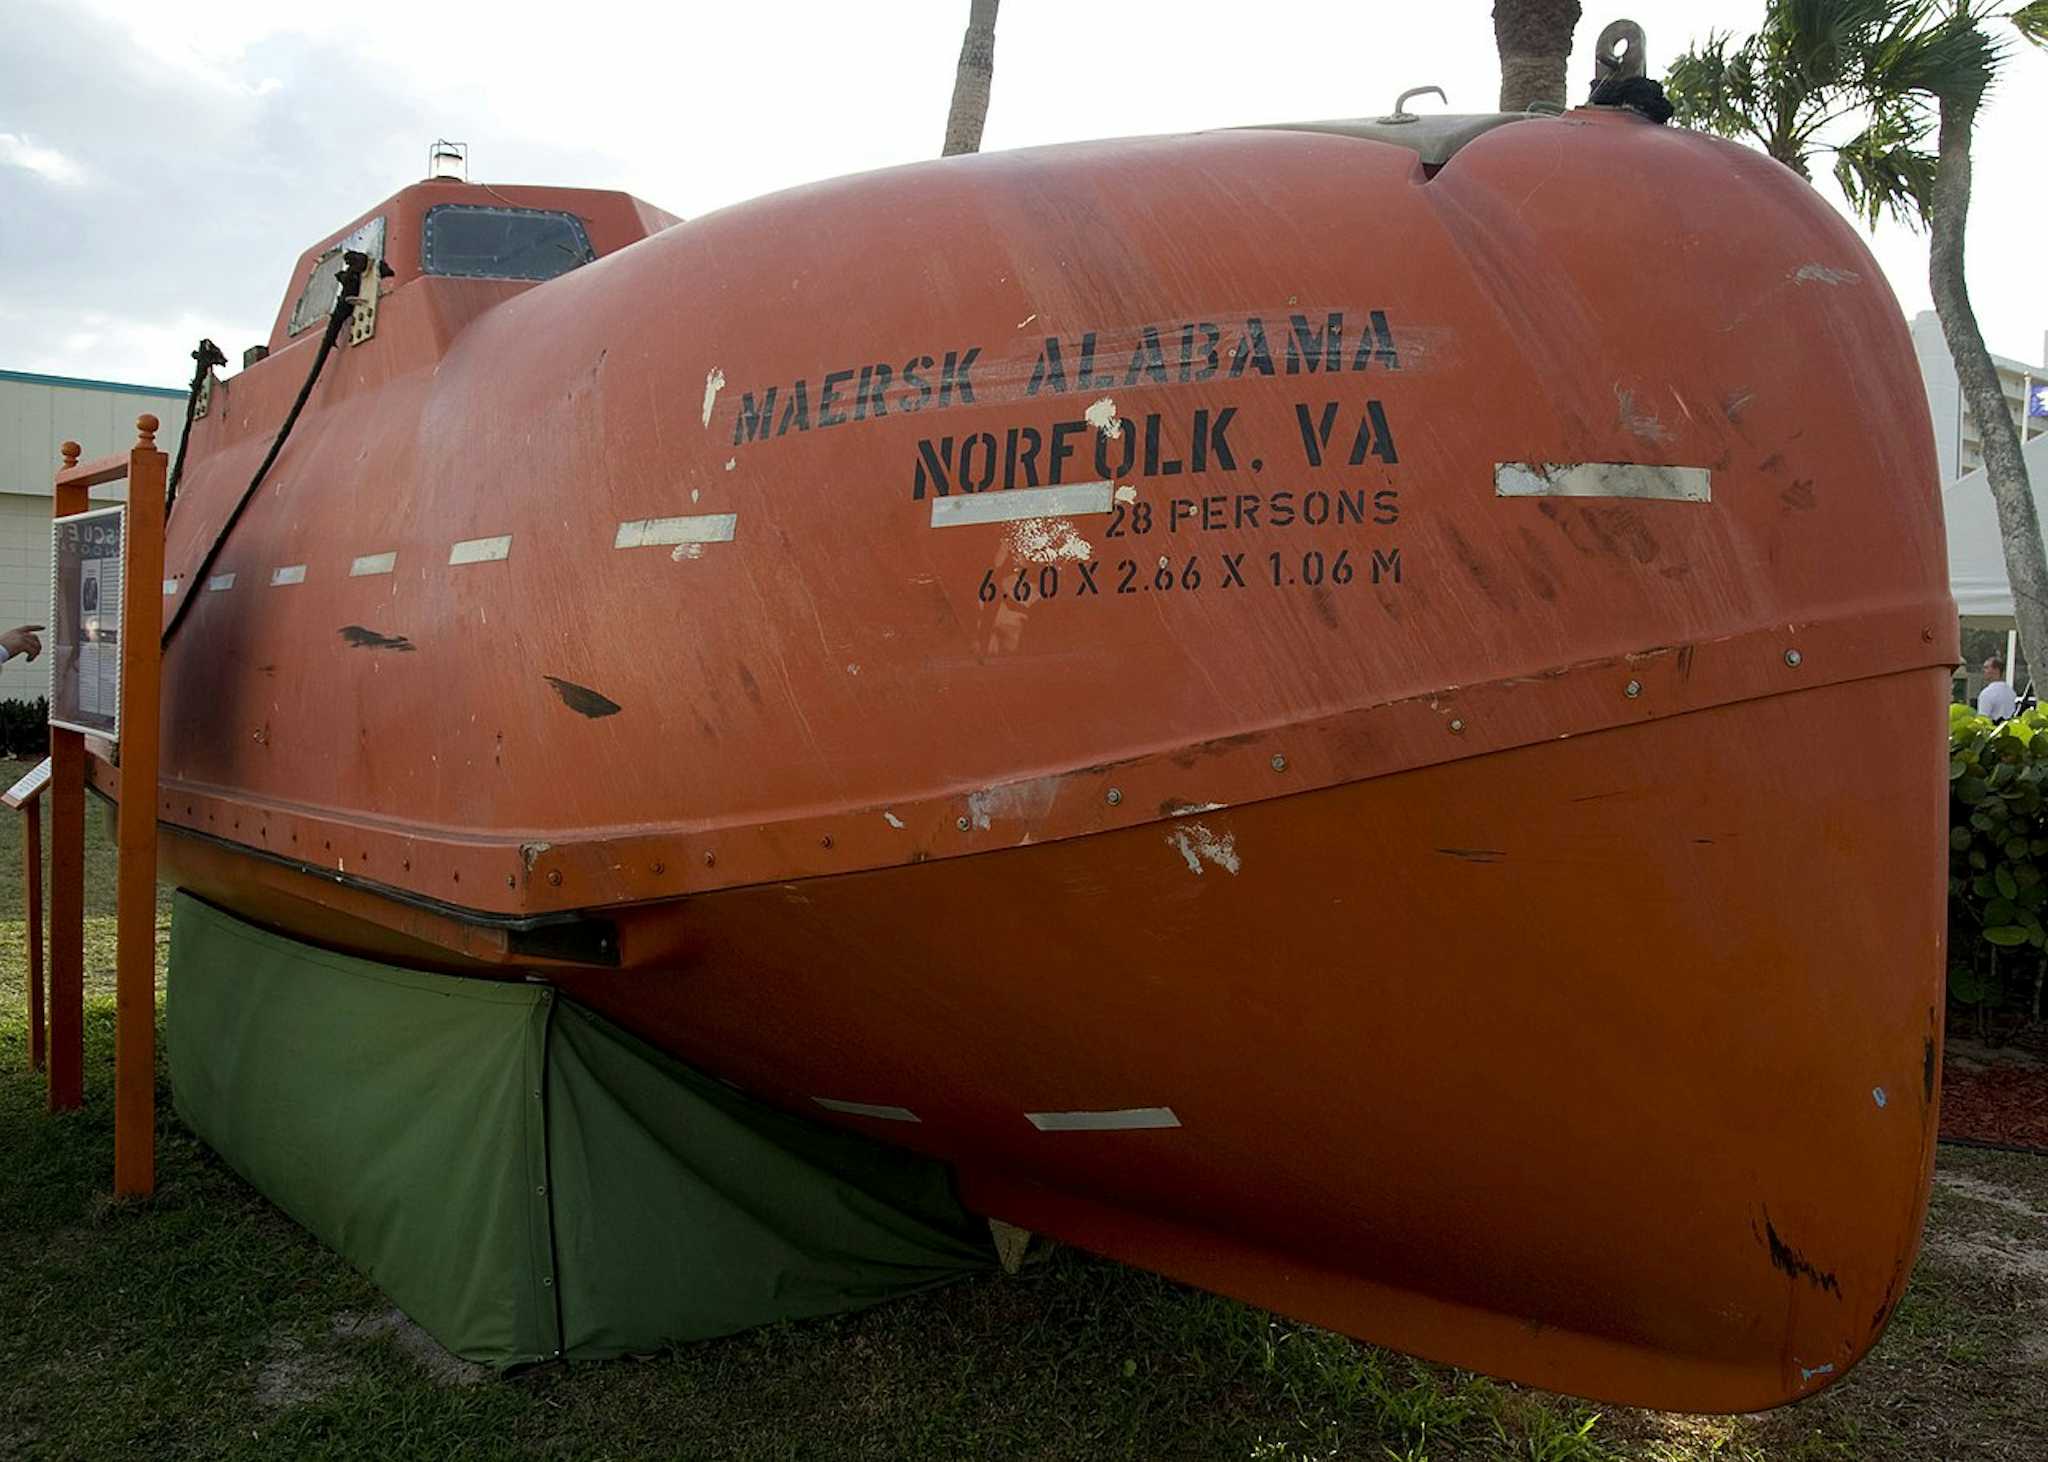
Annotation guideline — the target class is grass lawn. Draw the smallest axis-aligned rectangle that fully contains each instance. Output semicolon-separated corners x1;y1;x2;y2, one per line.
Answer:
1;766;2044;1460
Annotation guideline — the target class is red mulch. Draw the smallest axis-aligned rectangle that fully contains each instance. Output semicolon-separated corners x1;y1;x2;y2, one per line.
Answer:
1941;1030;2048;1153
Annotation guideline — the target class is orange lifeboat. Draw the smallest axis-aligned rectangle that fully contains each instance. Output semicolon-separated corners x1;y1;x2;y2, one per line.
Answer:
141;104;1954;1410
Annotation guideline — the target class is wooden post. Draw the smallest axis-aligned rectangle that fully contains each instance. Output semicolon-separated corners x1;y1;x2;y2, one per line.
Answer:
114;415;165;1197
25;806;43;1071
48;443;86;1113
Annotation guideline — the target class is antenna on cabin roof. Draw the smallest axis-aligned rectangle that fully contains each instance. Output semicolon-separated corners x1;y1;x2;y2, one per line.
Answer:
427;140;468;182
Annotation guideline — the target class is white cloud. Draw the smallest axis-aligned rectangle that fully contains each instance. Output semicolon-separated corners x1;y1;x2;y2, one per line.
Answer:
0;132;86;186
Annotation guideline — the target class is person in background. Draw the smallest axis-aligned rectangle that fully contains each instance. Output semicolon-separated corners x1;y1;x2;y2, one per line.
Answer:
1978;655;2019;720
0;625;43;669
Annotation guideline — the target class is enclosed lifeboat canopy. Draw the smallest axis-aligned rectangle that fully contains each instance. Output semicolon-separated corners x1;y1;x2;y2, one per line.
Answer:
151;104;1955;1413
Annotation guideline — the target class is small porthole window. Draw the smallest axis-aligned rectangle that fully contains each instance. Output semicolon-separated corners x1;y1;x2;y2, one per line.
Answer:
288;217;386;336
422;205;595;282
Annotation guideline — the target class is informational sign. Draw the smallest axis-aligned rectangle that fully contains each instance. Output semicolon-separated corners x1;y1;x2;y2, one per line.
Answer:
2;755;51;809
49;505;126;738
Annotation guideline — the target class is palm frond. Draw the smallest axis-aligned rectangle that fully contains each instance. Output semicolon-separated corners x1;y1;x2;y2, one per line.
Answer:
1832;103;1940;228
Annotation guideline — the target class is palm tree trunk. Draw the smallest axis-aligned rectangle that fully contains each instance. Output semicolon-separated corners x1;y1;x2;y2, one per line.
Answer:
1494;0;1583;112
942;0;1000;157
1930;93;2048;675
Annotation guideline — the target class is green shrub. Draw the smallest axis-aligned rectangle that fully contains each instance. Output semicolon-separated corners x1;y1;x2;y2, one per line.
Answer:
1948;701;2048;1017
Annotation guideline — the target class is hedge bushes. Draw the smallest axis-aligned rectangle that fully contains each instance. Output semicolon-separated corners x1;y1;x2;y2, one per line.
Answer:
1949;701;2048;1018
0;697;48;760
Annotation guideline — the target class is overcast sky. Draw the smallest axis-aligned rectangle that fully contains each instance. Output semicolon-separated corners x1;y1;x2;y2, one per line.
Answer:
3;0;2043;388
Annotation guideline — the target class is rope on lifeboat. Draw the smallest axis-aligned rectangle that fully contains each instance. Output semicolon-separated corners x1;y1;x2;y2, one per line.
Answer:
162;251;369;650
165;337;228;518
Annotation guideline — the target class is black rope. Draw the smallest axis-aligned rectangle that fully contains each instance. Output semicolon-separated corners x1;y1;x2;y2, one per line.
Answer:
165;337;227;518
1588;75;1675;124
162;252;368;650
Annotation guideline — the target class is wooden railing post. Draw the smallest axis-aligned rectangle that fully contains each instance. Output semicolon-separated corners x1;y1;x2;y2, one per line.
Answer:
48;442;86;1113
25;804;43;1071
114;414;165;1196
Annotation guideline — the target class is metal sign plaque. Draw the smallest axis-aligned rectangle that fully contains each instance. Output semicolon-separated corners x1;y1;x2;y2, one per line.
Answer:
50;505;127;739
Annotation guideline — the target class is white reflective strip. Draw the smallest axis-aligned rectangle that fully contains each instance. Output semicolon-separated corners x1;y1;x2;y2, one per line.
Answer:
449;535;512;564
162;579;178;596
930;481;1114;528
271;565;306;586
812;1098;921;1123
613;514;738;549
206;573;235;592
1025;1106;1181;1132
350;552;397;576
1495;462;1712;503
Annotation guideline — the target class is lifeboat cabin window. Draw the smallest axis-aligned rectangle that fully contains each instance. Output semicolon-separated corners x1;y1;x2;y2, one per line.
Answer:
421;205;595;282
287;216;387;336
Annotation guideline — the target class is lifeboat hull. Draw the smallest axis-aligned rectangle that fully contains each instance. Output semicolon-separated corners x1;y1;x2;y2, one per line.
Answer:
145;105;1956;1411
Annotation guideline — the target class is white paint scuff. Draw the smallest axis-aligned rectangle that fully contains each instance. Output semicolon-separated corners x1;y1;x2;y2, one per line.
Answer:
615;514;738;548
1167;822;1241;876
701;367;725;427
1495;462;1712;503
966;776;1063;830
813;1097;921;1123
1084;396;1122;439
929;480;1112;528
1792;262;1860;286
1008;516;1093;564
1026;1107;1181;1132
448;535;511;565
883;811;905;829
1114;484;1136;504
724;457;736;471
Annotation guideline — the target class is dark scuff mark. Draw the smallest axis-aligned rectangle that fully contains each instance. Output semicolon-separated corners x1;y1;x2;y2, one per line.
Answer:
1676;645;1697;680
1308;585;1339;630
1443;522;1504;605
1693;837;1714;844
544;675;622;718
1762;1216;1841;1297
1924;1036;1937;1104
255;663;277;676
737;663;763;706
1435;847;1506;863
1758;452;1784;473
339;626;415;652
1570;789;1630;804
1723;389;1755;421
1780;479;1817;512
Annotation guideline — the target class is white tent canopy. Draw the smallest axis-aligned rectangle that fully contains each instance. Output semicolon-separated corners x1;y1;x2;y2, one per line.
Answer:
1945;430;2048;627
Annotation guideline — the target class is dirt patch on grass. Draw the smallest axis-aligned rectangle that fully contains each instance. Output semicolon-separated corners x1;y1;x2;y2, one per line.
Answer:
333;1308;492;1387
254;1333;354;1410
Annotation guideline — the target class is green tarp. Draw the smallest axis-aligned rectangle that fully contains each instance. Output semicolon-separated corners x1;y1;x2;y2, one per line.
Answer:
168;893;991;1367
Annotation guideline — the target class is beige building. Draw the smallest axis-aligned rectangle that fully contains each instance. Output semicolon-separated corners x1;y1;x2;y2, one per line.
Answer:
0;368;187;704
1910;311;2047;484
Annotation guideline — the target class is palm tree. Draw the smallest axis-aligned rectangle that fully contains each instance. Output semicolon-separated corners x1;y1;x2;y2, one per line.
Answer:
942;0;1001;157
1494;0;1584;110
1668;1;2048;667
